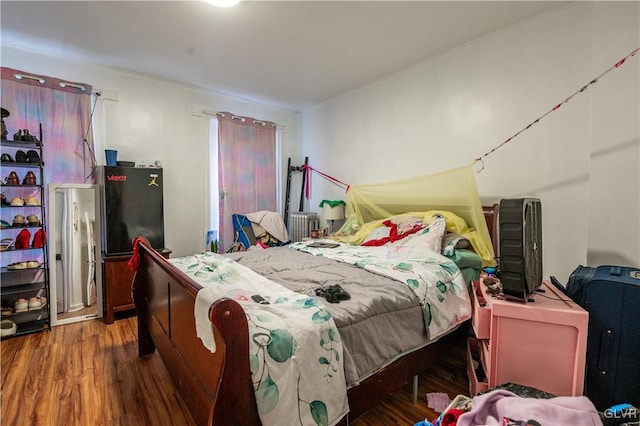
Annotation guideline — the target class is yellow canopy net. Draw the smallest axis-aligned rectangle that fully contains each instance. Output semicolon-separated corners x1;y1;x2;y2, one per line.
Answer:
332;162;496;266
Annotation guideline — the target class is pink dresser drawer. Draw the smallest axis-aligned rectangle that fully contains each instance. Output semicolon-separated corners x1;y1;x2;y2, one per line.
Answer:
466;338;489;396
471;280;491;339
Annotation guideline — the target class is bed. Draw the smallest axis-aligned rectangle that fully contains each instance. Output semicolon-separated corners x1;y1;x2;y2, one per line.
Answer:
131;205;499;426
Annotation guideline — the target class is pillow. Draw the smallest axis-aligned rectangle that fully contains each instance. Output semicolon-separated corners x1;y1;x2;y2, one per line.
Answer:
361;225;392;246
442;232;471;256
423;210;469;234
389;216;424;235
392;216;447;253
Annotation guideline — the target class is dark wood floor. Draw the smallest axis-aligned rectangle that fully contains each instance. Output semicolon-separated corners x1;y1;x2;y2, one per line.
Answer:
1;316;470;425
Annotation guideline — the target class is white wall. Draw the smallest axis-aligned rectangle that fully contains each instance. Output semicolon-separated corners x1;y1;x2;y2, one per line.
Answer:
1;46;300;257
301;2;640;282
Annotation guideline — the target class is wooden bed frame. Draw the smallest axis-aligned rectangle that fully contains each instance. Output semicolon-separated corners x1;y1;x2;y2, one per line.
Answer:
132;204;499;425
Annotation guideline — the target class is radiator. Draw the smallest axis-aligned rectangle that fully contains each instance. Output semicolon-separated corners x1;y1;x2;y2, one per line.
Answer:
289;212;319;242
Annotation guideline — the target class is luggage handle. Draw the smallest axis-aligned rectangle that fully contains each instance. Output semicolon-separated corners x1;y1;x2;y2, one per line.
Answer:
598;330;613;374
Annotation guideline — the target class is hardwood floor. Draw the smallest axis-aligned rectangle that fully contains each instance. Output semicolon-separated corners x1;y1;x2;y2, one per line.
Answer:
1;317;470;426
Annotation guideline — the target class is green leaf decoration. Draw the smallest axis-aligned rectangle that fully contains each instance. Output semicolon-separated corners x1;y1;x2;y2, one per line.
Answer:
194;270;210;279
319;356;330;365
395;262;413;271
256;314;274;322
249;354;260;375
304;298;320;309
450;280;462;296
431;303;441;328
438;294;445;303
424;303;432;326
407;278;419;290
327;327;340;343
332;348;340;362
440;261;459;276
256;376;279;414
312;309;332;323
310;400;329;426
266;329;297;362
273;297;289;304
436;281;447;293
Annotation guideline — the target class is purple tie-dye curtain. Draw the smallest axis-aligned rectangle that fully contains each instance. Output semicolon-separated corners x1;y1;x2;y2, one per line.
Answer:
217;112;276;250
1;67;95;185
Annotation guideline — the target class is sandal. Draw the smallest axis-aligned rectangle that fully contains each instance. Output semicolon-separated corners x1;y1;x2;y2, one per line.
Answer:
7;262;27;270
0;238;13;252
26;260;40;269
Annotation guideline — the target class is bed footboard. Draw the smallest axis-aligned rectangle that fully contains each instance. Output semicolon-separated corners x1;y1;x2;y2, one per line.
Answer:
132;238;260;425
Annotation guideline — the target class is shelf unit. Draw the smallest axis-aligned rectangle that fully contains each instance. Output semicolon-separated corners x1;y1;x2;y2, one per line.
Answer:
1;131;50;338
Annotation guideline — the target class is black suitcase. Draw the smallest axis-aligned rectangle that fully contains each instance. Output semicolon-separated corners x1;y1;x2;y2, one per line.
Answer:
553;265;640;411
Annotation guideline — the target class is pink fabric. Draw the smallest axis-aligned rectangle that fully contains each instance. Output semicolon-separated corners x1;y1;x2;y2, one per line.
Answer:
456;390;602;426
217;113;276;251
1;67;95;184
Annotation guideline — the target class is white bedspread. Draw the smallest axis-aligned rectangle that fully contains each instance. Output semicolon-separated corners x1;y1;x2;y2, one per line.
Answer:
170;252;349;426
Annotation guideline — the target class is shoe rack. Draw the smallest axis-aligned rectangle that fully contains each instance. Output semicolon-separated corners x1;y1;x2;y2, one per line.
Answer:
0;124;50;339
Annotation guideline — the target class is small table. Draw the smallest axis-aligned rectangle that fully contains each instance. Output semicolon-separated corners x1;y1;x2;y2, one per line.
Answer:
102;248;172;323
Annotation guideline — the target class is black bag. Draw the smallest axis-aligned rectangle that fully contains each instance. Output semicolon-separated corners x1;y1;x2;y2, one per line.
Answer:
552;265;640;411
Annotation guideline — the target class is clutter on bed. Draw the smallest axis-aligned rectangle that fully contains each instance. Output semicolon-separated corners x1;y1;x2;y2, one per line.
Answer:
331;163;496;266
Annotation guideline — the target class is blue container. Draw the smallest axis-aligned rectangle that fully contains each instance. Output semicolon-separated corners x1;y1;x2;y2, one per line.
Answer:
105;149;118;166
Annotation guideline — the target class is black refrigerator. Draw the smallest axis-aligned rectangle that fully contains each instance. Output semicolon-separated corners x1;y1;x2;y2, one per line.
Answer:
98;166;165;255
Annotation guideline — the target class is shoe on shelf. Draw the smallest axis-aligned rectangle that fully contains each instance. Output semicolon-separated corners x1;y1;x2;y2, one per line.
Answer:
32;229;45;248
0;219;11;229
13;299;28;312
0;320;17;336
10;197;24;206
26;150;42;165
22;171;37;185
7;262;28;271
0;238;14;252
5;171;19;186
1;153;14;163
13;214;26;227
15;229;31;249
15;150;26;163
27;214;40;227
1;302;14;316
25;196;40;206
26;260;40;269
28;297;45;310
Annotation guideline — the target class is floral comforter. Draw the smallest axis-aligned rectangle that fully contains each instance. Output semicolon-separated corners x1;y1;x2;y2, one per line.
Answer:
170;252;349;426
289;240;472;340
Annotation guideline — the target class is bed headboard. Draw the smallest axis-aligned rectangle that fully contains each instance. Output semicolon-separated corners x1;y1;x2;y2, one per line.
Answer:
483;203;499;256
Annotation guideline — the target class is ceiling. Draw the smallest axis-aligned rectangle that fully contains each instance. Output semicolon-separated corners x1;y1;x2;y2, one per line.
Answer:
0;1;570;110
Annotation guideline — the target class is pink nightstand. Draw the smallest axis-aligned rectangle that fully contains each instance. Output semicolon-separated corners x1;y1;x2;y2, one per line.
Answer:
468;278;588;397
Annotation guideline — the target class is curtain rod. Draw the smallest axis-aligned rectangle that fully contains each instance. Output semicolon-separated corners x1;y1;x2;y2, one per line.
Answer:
14;72;89;92
60;81;87;92
14;73;45;84
202;109;279;128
